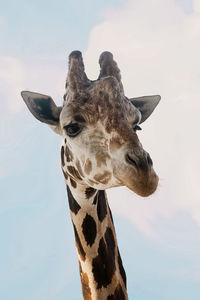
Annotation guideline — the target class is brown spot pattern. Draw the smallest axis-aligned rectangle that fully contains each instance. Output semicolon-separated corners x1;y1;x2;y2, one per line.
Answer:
61;146;65;167
97;190;107;222
92;228;116;289
62;169;69;180
82;214;97;247
65;145;73;162
110;136;124;153
84;158;92;175
76;159;84;177
73;223;86;261
67;186;81;215
93;193;98;205
67;166;82;180
107;284;125;300
94;171;112;185
95;153;109;168
79;262;92;300
70;178;77;188
85;187;96;199
80;154;85;164
104;227;115;258
88;179;97;186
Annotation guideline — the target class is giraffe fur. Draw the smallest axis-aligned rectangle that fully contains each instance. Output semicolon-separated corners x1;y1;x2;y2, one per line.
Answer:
21;50;161;299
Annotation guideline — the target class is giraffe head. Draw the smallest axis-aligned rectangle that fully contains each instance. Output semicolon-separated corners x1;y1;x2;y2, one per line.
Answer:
21;51;160;197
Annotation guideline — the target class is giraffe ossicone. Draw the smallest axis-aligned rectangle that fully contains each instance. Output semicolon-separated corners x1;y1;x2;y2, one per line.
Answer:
21;50;161;300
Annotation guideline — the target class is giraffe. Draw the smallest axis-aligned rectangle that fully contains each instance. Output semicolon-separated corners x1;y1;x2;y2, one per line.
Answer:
21;50;161;300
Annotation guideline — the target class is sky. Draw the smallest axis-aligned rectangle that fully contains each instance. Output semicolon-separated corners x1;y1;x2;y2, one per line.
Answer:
0;0;200;299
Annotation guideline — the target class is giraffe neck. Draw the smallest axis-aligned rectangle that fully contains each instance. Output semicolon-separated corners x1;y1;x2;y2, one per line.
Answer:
66;183;128;300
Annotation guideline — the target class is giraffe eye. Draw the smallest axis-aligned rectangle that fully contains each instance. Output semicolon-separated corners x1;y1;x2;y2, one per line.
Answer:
64;123;82;137
133;125;142;132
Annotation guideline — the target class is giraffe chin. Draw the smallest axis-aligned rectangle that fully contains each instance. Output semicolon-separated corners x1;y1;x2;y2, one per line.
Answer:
129;174;159;197
127;179;158;197
118;169;159;198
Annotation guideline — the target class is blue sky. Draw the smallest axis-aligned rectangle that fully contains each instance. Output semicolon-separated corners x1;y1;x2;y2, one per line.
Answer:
1;0;200;299
0;0;123;59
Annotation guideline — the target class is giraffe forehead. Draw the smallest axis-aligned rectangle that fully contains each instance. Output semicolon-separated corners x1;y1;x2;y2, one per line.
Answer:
60;91;140;128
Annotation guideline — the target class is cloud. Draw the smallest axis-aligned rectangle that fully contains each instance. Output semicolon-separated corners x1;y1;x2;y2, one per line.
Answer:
84;0;200;237
21;59;66;106
194;0;200;13
0;56;25;113
0;56;65;115
0;56;26;179
0;56;65;180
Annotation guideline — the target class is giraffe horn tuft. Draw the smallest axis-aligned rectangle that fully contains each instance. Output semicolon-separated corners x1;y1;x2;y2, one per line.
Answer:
98;51;124;94
67;51;90;93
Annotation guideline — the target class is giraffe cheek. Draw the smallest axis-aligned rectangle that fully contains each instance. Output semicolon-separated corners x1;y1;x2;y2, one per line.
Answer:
95;152;110;168
76;159;84;178
84;158;92;175
110;136;124;153
93;171;112;185
67;166;82;181
65;145;74;162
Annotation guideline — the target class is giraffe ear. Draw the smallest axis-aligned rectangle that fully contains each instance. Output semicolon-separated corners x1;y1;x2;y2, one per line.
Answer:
130;95;161;124
21;91;62;133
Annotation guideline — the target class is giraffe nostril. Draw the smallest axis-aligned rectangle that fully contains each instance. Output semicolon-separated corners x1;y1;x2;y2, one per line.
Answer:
125;154;137;168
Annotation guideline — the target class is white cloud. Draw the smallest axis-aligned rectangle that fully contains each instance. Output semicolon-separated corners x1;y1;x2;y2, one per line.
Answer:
84;0;200;237
0;56;65;115
193;0;200;13
22;59;65;106
0;56;25;113
0;56;65;180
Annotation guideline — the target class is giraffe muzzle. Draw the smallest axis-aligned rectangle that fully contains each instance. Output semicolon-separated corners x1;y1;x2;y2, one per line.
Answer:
116;152;159;197
125;152;153;173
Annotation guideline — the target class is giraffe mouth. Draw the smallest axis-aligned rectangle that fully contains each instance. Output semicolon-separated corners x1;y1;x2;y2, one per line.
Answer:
115;165;159;197
127;170;159;197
